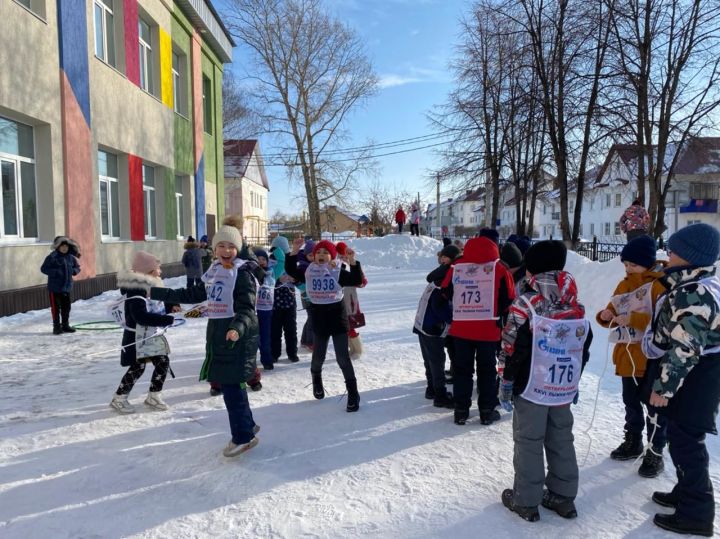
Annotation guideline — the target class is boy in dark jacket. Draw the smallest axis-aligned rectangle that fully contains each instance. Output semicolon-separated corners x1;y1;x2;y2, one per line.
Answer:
40;236;81;334
498;240;592;523
151;225;262;457
181;236;204;287
285;238;364;412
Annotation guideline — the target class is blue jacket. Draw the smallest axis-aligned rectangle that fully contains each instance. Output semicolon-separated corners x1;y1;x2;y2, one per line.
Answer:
41;250;80;293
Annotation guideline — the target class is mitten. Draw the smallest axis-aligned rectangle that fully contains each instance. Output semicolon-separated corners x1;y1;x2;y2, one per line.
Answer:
498;380;514;412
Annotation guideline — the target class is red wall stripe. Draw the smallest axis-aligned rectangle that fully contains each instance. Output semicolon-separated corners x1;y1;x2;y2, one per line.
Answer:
123;0;140;86
128;155;144;240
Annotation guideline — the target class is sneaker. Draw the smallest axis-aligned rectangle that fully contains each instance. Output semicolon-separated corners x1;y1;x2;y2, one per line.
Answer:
433;392;455;409
653;512;713;537
480;409;501;425
454;409;469;425
110;394;135;414
652;491;678;509
144;391;169;411
638;449;664;478
222;437;259;458
424;386;435;400
610;431;643;460
209;387;223;397
542;489;578;519
288;356;300;363
502;489;540;522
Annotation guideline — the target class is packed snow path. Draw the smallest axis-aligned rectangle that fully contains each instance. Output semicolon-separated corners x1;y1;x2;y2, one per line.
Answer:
0;235;717;538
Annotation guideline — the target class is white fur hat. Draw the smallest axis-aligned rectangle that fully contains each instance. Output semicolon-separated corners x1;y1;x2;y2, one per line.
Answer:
212;225;243;251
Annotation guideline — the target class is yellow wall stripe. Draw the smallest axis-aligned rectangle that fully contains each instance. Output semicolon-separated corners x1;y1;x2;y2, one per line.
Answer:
159;28;173;109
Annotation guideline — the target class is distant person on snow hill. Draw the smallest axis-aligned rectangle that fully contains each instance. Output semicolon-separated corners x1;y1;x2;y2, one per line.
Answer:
620;198;651;241
410;204;420;236
395;206;407;234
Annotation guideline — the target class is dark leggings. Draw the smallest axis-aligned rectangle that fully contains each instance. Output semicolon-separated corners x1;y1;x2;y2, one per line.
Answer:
49;291;71;325
116;355;170;395
311;332;355;381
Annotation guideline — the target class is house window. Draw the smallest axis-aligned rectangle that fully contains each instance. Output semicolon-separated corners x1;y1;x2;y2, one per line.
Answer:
543;204;546;215
0;116;37;239
175;175;184;238
590;223;595;235
94;0;116;66
172;49;188;116
202;75;213;134
98;150;119;238
590;197;595;210
690;183;719;200
615;193;622;207
143;164;156;238
604;222;611;236
138;18;154;94
615;222;621;235
687;219;702;225
605;194;611;208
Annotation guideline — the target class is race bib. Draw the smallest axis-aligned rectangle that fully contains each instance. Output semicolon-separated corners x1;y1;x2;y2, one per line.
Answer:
107;295;149;331
451;262;497;320
305;263;344;304
256;274;275;311
202;260;243;318
608;282;653;343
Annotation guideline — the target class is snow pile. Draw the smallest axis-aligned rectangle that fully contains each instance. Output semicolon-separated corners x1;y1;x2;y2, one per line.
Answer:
343;234;442;271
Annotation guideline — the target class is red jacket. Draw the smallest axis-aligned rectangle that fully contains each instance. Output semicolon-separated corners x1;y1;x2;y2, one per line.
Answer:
395;209;406;224
441;237;516;341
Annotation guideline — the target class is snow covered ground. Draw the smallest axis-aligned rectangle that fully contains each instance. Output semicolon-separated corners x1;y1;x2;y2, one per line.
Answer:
0;235;718;538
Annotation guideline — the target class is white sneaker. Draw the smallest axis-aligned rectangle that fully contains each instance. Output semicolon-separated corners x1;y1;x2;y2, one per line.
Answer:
144;391;169;411
110;394;135;414
222;437;259;457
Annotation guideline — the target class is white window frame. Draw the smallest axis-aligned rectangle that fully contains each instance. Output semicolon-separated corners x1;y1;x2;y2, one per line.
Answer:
605;193;611;208
590;223;595;235
98;150;120;239
143;164;156;239
93;0;116;67
172;51;181;113
175;175;184;239
614;222;621;235
0;117;37;241
615;193;622;207
604;222;611;236
139;18;154;94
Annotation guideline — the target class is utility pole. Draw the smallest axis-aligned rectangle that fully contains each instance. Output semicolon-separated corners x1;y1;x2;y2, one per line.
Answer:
436;174;441;237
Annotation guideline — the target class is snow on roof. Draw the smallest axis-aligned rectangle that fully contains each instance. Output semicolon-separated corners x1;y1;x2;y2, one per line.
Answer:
224;139;270;189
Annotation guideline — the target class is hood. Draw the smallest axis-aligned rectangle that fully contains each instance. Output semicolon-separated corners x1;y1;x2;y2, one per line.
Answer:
117;270;164;294
527;270;582;313
457;237;498;264
52;236;81;257
184;241;199;249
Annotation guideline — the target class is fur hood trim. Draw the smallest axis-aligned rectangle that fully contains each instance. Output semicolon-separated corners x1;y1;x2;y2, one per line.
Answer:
116;270;164;293
52;236;81;257
184;241;199;249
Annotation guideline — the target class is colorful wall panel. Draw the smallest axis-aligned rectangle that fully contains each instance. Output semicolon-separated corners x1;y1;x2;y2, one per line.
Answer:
123;0;140;86
128;154;145;240
191;33;206;239
160;28;173;108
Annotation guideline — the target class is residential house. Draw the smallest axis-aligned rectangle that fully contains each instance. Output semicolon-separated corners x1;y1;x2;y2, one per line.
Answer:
224;139;270;241
319;206;370;237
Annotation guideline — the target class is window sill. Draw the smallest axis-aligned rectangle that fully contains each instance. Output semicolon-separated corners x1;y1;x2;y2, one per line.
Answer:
0;238;43;246
100;237;130;244
12;1;47;24
94;55;127;80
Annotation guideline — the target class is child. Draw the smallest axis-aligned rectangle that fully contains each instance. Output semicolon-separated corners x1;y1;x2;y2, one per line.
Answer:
181;235;204;287
199;235;214;272
643;223;720;537
596;235;667;477
40;236;81;334
337;242;367;359
150;225;261;457
410;204;420;236
270;237;299;363
415;244;460;408
254;248;275;370
110;251;177;414
285;238;364;412
498;240;593;522
440;236;516;425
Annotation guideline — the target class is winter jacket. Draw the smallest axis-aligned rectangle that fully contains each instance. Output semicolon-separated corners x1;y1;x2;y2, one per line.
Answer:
395;209;406;224
426;263;451;286
150;259;261;384
271;246;297;310
410;209;420;225
440;237;516;342
41;237;81;293
200;246;214;272
284;254;363;336
414;266;453;338
501;270;593;395
619;204;650;233
181;241;204;279
596;263;667;377
644;265;720;433
116;270;175;367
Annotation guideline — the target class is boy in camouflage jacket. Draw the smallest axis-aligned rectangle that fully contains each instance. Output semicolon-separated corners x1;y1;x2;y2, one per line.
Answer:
643;223;720;538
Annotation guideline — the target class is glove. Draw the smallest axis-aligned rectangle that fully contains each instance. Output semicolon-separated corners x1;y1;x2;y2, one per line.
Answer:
573;390;579;405
498;380;514;412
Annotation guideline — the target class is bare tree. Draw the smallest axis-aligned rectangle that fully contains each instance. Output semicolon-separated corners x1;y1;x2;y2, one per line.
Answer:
224;0;378;238
223;71;263;139
356;179;412;230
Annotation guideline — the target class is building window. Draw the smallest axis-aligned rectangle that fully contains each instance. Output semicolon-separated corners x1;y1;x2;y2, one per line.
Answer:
604;222;611;236
590;197;595;210
139;18;154;94
614;222;621;235
202;75;213;134
590;223;595;235
172;50;188;116
98;150;120;238
14;0;46;18
94;0;116;66
615;193;622;207
543;204;546;215
143;164;156;238
175;175;184;238
690;182;719;200
0;116;37;239
605;193;611;208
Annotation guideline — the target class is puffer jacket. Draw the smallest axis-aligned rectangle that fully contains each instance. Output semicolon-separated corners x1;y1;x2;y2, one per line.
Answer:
440;237;515;341
181;241;204;278
150;259;261;384
596;262;666;377
501;270;593;394
41;236;81;293
619;204;650;233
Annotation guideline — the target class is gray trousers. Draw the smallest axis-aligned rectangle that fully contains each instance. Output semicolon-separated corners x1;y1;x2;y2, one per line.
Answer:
512;396;579;506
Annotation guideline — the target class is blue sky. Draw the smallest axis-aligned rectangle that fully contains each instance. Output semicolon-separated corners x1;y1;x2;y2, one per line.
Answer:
223;0;466;216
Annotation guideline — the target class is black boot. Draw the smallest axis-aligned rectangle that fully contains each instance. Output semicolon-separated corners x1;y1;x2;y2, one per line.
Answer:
651;490;678;508
424;386;435;400
653;513;713;537
638;448;664;478
62;323;76;333
345;379;360;412
502;489;540;522
53;321;62;335
312;372;325;400
433;391;454;409
454;409;469;425
610;431;643;460
542;489;578;519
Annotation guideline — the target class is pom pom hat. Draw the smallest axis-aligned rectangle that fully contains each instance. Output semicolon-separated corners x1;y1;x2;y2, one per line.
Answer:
335;242;348;256
132;250;161;274
312;240;337;259
524;240;567;275
212;225;243;251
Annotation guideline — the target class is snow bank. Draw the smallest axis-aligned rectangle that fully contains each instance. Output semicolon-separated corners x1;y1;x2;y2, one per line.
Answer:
343;234;442;271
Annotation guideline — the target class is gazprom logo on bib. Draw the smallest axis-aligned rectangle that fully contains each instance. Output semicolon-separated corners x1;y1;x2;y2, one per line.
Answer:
538;338;565;355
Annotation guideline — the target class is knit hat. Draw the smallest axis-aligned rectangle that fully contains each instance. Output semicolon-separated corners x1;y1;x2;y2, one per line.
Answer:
336;242;348;256
440;244;461;261
270;235;291;254
253;248;269;261
442;237;452;247
187;235;195;242
132;250;161;274
212;225;243;251
668;223;720;267
621;235;656;269
524;240;567;275
312;240;337;259
200;235;208;243
478;228;500;245
509;235;532;255
500;242;523;269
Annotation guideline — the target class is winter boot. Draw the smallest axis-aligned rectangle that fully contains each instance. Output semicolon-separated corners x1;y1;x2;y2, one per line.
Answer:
454;409;469;425
610;431;643;460
480;409;501;425
144;391;169;411
249;381;263;391
312;372;325;400
433;391;454;409
349;334;363;359
638;448;664;478
110;393;136;414
653;513;714;537
651;490;678;509
502;489;540;522
209;386;223;397
542;489;578;519
346;379;360;412
223;436;259;458
53;321;62;335
424;386;435;400
61;324;76;333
